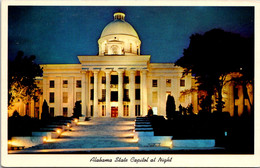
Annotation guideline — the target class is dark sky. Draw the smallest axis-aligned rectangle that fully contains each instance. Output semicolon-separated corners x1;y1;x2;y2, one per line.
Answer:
8;6;254;64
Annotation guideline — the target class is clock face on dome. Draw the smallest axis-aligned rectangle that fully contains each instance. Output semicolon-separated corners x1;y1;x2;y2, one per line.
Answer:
111;45;119;54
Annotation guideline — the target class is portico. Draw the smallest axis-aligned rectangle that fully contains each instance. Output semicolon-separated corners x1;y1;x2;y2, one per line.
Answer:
78;54;150;118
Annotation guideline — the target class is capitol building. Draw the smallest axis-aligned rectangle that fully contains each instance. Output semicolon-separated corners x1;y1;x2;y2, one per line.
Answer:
8;12;252;118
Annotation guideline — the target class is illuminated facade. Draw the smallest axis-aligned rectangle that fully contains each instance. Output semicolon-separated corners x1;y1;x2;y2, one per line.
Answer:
8;12;253;118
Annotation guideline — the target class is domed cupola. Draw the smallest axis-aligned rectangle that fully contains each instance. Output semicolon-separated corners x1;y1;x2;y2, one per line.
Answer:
98;12;141;56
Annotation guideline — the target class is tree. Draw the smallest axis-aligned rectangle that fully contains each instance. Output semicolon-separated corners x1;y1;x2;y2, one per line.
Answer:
166;95;176;119
175;29;252;113
231;36;254;114
41;100;50;120
73;101;82;118
8;51;43;108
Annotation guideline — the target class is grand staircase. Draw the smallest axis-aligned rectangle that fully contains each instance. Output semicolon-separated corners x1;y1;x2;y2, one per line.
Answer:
26;118;138;150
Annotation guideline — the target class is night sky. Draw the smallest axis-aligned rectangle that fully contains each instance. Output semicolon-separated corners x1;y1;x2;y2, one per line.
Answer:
8;6;254;64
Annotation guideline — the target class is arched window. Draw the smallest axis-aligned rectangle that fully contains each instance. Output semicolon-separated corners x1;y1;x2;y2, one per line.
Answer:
111;45;119;55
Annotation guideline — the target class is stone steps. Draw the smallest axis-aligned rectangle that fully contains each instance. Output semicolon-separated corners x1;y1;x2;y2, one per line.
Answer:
135;117;153;132
24;118;138;150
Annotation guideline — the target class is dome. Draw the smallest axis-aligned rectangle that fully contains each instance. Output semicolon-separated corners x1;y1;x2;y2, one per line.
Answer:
98;12;141;56
100;12;139;39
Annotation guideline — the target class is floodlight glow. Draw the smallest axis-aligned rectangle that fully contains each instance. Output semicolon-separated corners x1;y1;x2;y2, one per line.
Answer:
43;136;47;143
56;129;62;134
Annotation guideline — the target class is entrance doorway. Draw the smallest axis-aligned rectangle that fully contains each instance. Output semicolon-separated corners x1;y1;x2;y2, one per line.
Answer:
111;106;118;118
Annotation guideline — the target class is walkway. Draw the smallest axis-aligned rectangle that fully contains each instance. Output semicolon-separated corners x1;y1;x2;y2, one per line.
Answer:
24;118;139;150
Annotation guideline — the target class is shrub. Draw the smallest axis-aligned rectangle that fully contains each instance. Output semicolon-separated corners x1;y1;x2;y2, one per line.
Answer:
148;108;153;117
73;101;82;118
166;95;176;119
41;99;50;120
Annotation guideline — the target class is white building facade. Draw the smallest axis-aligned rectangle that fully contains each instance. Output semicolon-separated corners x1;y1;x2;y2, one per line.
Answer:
40;12;195;118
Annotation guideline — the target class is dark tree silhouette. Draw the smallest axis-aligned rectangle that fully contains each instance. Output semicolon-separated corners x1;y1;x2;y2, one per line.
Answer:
147;108;153;117
187;104;194;115
166;95;176;119
231;36;254;114
8;51;43;107
41;99;50;120
73;101;82;118
175;29;252;113
11;110;21;118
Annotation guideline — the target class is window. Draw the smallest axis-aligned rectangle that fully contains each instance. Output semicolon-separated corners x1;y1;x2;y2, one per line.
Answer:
102;89;106;101
102;76;106;84
135;76;140;84
135;89;140;100
49;92;54;103
91;76;94;84
234;87;239;99
152;80;158;87
152;92;158;103
234;105;238;116
111;91;118;101
76;80;81;88
76;92;81;101
50;80;55;88
63;92;68;103
124;76;129;84
111;45;119;54
166;79;171;87
124;89;129;101
90;89;94;100
180;79;185;87
63;80;68;88
135;105;140;116
90;105;93;116
63;107;68;117
50;107;54;117
124;105;129;116
111;75;118;84
102;105;106;116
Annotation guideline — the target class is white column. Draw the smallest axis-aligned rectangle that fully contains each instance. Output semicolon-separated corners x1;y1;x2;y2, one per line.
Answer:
93;70;99;117
85;71;89;117
229;82;235;117
56;76;62;116
23;103;26;116
30;98;35;118
98;71;102;116
68;77;74;116
159;76;166;116
105;70;111;117
176;77;181;108
129;70;136;117
42;77;47;102
141;70;148;116
39;95;43;119
81;71;86;116
118;69;124;117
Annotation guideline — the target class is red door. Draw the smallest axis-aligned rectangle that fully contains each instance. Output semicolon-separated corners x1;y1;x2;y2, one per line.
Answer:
111;107;118;118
